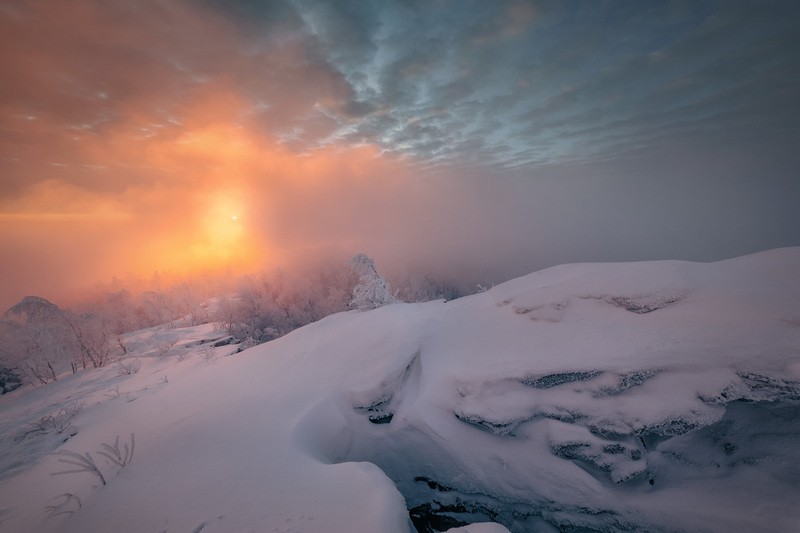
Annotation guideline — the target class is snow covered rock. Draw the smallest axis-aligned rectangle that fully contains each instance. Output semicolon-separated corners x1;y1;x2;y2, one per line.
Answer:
349;253;398;310
0;249;799;532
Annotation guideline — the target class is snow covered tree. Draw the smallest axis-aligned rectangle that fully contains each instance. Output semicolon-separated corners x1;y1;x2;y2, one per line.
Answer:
1;296;75;384
65;313;114;369
0;296;121;383
348;254;398;311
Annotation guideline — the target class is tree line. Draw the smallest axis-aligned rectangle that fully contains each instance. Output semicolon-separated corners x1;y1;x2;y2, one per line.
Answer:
0;255;472;393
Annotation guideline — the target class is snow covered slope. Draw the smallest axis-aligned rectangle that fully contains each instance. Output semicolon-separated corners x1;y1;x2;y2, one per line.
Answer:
1;249;799;532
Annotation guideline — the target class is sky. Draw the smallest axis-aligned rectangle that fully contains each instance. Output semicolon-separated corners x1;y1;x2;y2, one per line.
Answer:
1;0;799;310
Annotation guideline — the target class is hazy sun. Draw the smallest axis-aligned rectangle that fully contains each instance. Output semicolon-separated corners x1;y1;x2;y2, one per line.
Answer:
206;197;244;242
159;191;254;273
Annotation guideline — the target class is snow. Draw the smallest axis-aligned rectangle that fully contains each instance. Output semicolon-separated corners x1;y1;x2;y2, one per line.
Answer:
447;524;511;533
1;248;799;532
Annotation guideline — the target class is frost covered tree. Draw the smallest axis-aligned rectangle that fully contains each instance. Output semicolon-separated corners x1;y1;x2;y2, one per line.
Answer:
65;313;114;369
348;254;398;311
1;296;74;384
211;260;355;345
0;296;121;386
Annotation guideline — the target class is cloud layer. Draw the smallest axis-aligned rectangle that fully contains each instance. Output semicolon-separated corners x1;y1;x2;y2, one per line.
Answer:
1;0;798;308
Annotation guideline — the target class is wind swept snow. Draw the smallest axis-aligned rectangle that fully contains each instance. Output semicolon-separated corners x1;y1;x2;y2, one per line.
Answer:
1;248;799;532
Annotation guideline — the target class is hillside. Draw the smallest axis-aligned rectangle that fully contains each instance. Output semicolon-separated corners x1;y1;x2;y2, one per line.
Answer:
1;249;799;532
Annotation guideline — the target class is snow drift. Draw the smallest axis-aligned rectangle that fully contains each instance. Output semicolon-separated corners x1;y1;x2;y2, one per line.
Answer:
1;248;799;532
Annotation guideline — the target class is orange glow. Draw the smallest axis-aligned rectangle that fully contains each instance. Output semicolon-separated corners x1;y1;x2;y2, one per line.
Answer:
193;191;248;263
0;82;417;305
0;1;422;309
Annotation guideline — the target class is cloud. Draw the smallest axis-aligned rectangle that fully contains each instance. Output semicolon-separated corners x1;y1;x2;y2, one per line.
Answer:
0;179;132;221
0;0;798;310
3;1;799;174
295;0;800;167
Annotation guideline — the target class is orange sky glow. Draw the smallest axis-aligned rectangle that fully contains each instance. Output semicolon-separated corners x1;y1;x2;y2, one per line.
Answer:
2;1;798;310
0;2;428;309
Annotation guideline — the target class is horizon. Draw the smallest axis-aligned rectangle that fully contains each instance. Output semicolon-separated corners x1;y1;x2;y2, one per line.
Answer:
1;0;799;311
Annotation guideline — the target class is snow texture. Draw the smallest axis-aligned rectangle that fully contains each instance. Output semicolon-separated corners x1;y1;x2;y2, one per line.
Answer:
1;248;799;532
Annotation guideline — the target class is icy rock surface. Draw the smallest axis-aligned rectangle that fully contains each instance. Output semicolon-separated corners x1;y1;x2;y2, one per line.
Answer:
0;249;799;532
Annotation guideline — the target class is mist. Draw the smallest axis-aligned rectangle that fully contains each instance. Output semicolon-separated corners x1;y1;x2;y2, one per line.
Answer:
2;138;799;312
1;0;799;311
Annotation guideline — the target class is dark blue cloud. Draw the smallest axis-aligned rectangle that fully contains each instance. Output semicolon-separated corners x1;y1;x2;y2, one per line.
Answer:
210;0;799;169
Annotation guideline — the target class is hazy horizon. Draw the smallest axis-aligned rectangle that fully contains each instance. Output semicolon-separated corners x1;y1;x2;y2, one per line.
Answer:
2;0;799;311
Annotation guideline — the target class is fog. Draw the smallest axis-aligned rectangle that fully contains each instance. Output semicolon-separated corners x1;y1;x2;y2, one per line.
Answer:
1;1;798;311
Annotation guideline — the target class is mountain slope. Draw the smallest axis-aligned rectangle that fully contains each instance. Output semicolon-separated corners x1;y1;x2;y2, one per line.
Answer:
1;248;799;532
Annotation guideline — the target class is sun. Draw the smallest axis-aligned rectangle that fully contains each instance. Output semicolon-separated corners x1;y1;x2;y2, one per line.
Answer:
207;200;244;243
176;192;250;267
135;190;265;278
